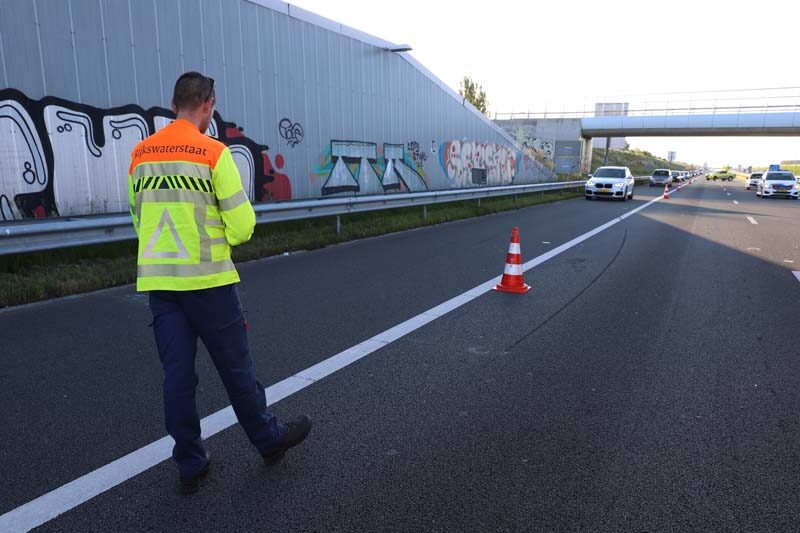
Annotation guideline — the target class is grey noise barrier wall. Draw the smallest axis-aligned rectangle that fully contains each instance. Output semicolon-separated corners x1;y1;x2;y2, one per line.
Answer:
0;0;556;225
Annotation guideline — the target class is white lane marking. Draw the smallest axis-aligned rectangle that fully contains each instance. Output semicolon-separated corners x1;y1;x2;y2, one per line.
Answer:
0;192;668;532
794;272;800;283
746;216;758;225
541;241;551;244
726;193;731;196
784;260;795;264
747;247;761;251
733;200;739;205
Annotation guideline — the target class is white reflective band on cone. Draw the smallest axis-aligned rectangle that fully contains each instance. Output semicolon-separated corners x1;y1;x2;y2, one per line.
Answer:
508;243;521;254
504;263;523;276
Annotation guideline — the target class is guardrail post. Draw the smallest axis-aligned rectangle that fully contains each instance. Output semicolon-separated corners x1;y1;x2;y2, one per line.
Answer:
477;198;481;209
422;205;427;219
336;215;341;235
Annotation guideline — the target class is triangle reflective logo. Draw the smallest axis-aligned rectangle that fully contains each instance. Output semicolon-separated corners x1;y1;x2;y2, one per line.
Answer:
142;208;189;259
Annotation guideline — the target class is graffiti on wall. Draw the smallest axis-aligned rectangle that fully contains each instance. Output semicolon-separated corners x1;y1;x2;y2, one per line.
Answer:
278;118;304;148
311;140;429;196
0;88;292;221
514;128;554;160
438;140;518;188
407;141;428;172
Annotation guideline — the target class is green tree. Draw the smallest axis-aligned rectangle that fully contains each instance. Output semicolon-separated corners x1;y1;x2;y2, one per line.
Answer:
459;76;489;116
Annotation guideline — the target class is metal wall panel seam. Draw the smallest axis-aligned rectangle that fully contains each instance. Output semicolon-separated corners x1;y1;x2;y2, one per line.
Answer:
237;0;246;127
0;14;9;87
254;1;265;141
31;0;48;95
269;10;279;143
305;24;317;187
66;0;82;101
217;0;228;116
126;0;140;102
98;0;113;106
176;0;185;72
314;27;323;181
199;0;206;72
152;0;165;107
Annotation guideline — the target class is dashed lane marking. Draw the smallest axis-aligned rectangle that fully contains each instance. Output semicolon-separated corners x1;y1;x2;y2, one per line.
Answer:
746;216;758;225
733;200;739;205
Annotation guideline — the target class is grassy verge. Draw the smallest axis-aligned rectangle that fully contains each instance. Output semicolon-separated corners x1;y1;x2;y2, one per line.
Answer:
1;187;583;308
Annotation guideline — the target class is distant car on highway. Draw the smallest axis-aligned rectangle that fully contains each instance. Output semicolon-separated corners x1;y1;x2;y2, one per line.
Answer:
756;171;799;199
706;169;735;181
585;166;635;201
745;172;762;190
670;170;683;183
650;169;672;187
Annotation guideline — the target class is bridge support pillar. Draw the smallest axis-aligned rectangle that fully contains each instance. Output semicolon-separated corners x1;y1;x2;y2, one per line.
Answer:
580;138;593;176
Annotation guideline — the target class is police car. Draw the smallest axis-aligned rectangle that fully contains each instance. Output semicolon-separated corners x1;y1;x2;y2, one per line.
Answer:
756;171;799;199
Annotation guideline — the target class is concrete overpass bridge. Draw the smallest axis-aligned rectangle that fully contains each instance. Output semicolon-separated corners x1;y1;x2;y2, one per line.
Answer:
581;110;800;137
495;89;800;173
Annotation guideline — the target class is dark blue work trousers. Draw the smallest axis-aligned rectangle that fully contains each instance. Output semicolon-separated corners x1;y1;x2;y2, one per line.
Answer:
148;283;284;478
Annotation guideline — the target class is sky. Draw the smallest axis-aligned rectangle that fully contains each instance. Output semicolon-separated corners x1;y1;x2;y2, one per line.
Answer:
288;0;800;168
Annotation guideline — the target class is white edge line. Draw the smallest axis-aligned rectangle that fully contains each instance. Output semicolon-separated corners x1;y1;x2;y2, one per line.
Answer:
0;192;666;532
793;271;800;283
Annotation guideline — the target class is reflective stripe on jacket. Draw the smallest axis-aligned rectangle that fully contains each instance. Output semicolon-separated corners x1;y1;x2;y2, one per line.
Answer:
128;119;255;292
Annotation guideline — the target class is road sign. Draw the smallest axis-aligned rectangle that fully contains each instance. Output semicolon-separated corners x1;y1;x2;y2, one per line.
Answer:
667;151;676;162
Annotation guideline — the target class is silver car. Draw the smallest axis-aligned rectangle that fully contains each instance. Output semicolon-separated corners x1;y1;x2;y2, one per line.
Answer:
585;166;635;201
650;169;671;187
745;172;762;190
757;171;799;199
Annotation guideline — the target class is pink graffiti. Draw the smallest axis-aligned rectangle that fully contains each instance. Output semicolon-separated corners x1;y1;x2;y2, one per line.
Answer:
442;140;516;187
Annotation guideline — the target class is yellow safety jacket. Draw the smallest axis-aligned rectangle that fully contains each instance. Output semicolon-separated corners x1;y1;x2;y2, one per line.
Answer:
128;119;255;291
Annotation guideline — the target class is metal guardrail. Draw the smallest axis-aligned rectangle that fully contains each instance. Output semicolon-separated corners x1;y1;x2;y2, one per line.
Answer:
0;181;585;256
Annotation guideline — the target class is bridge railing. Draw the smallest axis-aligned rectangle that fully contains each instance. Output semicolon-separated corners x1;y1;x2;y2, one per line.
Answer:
495;87;800;120
0;180;586;256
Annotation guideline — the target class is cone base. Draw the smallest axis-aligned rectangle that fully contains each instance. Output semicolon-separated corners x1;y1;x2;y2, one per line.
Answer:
494;283;531;294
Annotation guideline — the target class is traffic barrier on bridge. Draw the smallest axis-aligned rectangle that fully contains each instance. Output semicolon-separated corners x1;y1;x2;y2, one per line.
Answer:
663;184;670;200
494;227;531;294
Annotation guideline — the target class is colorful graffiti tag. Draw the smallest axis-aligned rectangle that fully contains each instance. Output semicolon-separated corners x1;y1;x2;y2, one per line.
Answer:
438;140;518;188
311;140;429;196
514;128;554;160
0;88;291;221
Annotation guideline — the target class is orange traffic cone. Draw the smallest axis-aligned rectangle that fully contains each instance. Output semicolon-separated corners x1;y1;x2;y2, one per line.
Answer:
494;227;531;294
663;183;670;199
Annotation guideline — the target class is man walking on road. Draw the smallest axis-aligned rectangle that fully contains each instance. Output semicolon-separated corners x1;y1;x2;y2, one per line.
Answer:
128;72;311;494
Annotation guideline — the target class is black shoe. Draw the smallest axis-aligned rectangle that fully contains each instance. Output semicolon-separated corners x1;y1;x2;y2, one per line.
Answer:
180;457;211;495
262;415;313;465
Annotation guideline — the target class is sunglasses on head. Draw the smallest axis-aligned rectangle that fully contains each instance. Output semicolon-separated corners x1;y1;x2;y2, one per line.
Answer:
204;78;215;103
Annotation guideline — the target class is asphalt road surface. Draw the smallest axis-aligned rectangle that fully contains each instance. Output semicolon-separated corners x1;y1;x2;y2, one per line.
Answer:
1;178;799;532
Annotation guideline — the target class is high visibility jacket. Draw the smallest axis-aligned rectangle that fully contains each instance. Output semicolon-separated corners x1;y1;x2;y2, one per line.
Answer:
128;119;255;292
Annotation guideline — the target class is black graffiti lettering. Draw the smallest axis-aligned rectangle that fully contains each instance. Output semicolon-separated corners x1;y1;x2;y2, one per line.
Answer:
278;118;304;148
0;88;294;220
